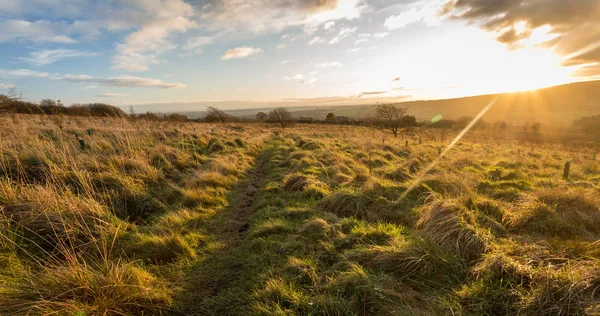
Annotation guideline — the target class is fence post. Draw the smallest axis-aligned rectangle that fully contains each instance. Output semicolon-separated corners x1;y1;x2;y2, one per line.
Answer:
563;161;571;181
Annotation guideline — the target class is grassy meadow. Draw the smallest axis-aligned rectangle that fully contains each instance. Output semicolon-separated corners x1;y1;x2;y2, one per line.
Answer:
1;115;600;315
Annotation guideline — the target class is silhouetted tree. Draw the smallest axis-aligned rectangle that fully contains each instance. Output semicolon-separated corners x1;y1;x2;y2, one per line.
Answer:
268;107;294;129
532;122;541;134
256;111;267;121
326;112;336;123
374;103;409;136
206;106;232;123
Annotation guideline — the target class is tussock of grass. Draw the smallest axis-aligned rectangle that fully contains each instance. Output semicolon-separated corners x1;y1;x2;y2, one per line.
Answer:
417;197;489;262
506;188;600;239
1;256;172;315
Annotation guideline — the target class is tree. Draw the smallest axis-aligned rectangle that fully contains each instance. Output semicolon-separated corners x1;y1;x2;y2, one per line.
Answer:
374;103;409;136
326;112;336;123
531;122;541;134
256;111;267;121
268;107;294;129
206;106;233;123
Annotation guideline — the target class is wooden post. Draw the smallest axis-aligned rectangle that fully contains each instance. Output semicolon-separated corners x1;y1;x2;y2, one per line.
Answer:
405;140;408;147
563;161;571;181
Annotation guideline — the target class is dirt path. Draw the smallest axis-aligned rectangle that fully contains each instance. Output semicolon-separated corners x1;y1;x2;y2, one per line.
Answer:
170;146;273;315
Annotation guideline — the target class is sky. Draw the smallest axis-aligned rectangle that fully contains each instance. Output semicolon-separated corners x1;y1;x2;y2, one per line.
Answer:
0;0;599;112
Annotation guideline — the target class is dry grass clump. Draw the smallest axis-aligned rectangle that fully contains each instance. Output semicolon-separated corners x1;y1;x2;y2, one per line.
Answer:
125;233;196;264
347;238;465;289
283;173;330;198
0;255;172;315
506;188;600;239
321;187;373;219
416;197;489;262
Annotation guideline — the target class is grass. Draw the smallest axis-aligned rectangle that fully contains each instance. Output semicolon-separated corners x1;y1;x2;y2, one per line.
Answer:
1;115;599;315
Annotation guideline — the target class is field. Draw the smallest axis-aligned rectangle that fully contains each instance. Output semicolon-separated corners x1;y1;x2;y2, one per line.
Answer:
1;115;600;315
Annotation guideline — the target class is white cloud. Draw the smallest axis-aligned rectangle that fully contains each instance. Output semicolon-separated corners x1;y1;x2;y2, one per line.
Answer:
204;0;363;34
0;19;78;43
281;60;290;64
221;46;263;60
183;36;214;54
277;43;287;49
348;47;362;52
358;33;371;38
304;78;317;84
308;36;325;45
96;93;128;97
318;61;343;68
374;32;389;38
18;49;97;66
310;71;319;75
82;85;97;89
0;68;52;78
329;27;357;44
384;3;440;30
324;21;335;30
355;39;368;45
285;74;304;80
62;74;186;89
111;0;197;71
2;68;184;89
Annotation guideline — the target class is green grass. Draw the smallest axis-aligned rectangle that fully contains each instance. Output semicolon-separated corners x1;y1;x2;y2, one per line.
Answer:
1;116;599;315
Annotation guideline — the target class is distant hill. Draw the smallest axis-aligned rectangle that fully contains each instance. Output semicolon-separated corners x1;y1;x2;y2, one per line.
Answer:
288;80;600;125
178;80;600;125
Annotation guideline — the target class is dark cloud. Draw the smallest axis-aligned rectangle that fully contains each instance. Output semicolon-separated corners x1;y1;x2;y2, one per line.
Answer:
441;0;600;76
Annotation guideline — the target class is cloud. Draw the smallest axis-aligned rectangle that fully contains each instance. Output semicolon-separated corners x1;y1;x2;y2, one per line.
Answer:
440;0;600;76
96;93;128;97
324;21;335;30
62;75;186;89
82;85;97;90
204;0;363;34
374;32;389;38
348;47;362;52
277;43;287;49
310;71;319;75
318;61;344;68
220;46;263;60
355;39;368;45
358;90;388;97
329;26;358;44
1;68;185;89
442;0;600;76
111;0;197;71
281;60;290;64
308;36;325;45
17;49;97;66
285;74;304;80
0;19;78;43
304;78;317;84
384;2;441;30
0;68;52;78
182;36;214;55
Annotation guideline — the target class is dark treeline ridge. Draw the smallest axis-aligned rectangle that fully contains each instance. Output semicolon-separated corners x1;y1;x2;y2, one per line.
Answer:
1;96;599;139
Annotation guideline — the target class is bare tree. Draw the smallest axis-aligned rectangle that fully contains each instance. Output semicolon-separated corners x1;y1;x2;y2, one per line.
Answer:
268;107;294;129
206;106;233;123
374;103;409;136
0;82;21;114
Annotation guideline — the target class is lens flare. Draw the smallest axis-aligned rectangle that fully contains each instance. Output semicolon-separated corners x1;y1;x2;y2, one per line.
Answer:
398;95;501;201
